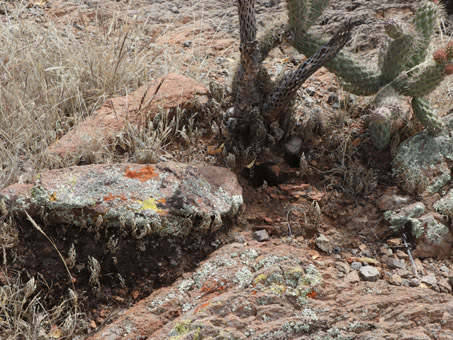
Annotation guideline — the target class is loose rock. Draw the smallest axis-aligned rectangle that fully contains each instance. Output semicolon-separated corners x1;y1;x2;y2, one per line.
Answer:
252;229;270;242
421;273;437;288
387;258;406;270
359;265;380;282
315;234;331;253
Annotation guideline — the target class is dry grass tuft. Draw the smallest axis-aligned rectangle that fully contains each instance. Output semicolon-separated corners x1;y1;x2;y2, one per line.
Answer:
0;274;84;339
0;6;163;189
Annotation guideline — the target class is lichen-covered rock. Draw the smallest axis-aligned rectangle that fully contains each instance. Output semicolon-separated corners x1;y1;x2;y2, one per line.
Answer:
0;162;243;238
47;73;209;159
384;202;426;238
385;204;452;258
433;189;453;218
392;114;453;195
86;241;453;340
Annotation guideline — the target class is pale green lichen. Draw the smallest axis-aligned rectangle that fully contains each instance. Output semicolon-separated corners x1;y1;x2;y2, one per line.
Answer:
234;267;253;288
425;220;449;244
384;203;426;238
168;319;193;340
393;114;453;194
433;189;453;217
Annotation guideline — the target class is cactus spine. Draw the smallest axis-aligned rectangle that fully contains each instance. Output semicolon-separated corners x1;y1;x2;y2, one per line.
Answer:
290;0;452;149
369;107;392;151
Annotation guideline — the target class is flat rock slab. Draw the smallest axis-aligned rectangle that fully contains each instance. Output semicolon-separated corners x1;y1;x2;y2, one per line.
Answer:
87;241;453;340
48;73;209;159
0;162;243;238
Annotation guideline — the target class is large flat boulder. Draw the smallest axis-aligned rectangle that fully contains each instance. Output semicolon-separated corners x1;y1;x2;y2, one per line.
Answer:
0;162;242;238
47;73;209;159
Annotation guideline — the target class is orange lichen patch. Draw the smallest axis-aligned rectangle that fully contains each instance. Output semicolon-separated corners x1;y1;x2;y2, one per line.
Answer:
194;301;212;315
200;278;229;295
49;192;58;201
103;193;127;202
123;165;158;182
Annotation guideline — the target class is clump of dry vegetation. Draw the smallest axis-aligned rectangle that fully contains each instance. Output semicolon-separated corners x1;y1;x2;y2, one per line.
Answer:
0;274;83;339
0;4;180;337
0;5;163;189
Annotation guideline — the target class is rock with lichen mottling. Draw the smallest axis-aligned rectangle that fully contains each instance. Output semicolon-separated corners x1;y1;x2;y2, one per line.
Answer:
0;162;243;238
392;114;453;195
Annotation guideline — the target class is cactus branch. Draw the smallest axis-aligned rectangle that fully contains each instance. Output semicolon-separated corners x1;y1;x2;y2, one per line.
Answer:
263;21;353;123
235;0;261;111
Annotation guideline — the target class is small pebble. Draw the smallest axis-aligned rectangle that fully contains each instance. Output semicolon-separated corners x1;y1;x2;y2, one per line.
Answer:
350;261;362;270
252;230;269;242
359;265;380;282
409;278;420;287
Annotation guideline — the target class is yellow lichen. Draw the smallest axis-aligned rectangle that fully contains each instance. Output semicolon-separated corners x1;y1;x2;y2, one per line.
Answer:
253;274;268;285
49;192;57;202
136;198;166;215
267;283;286;295
169;319;192;340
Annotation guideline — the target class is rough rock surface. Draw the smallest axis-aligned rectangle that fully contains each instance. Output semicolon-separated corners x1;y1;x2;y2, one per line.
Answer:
384;202;452;259
392;114;453;195
0;162;242;238
87;240;453;340
48;73;209;159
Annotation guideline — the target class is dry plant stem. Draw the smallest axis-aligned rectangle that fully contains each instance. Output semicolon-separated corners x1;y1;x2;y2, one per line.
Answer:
25;212;77;298
263;21;353;123
235;0;262;111
403;233;418;278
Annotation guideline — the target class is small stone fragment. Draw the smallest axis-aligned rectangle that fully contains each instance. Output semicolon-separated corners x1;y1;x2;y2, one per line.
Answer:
334;262;350;274
409;278;420;287
438;278;452;293
252;230;269;242
350;261;362;270
386;258;406;270
421;273;437;287
387;238;402;247
395;250;409;259
401;279;410;287
439;265;449;273
315;234;331;253
387;273;403;286
234;234;246;244
359;265;380;282
346;270;360;284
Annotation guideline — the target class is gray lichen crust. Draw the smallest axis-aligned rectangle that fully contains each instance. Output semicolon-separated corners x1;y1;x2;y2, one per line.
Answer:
392;114;453;194
0;162;243;238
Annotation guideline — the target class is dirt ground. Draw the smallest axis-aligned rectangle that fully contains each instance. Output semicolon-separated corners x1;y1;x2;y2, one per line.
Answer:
1;0;453;339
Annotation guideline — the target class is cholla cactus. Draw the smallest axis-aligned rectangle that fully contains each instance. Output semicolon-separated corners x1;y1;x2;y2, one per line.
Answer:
227;0;351;165
293;0;452;149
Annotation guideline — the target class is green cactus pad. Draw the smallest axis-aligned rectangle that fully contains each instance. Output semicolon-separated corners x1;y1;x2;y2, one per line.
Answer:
286;0;311;34
411;96;444;133
286;0;330;34
393;64;446;97
382;33;415;82
294;34;384;95
408;0;438;68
